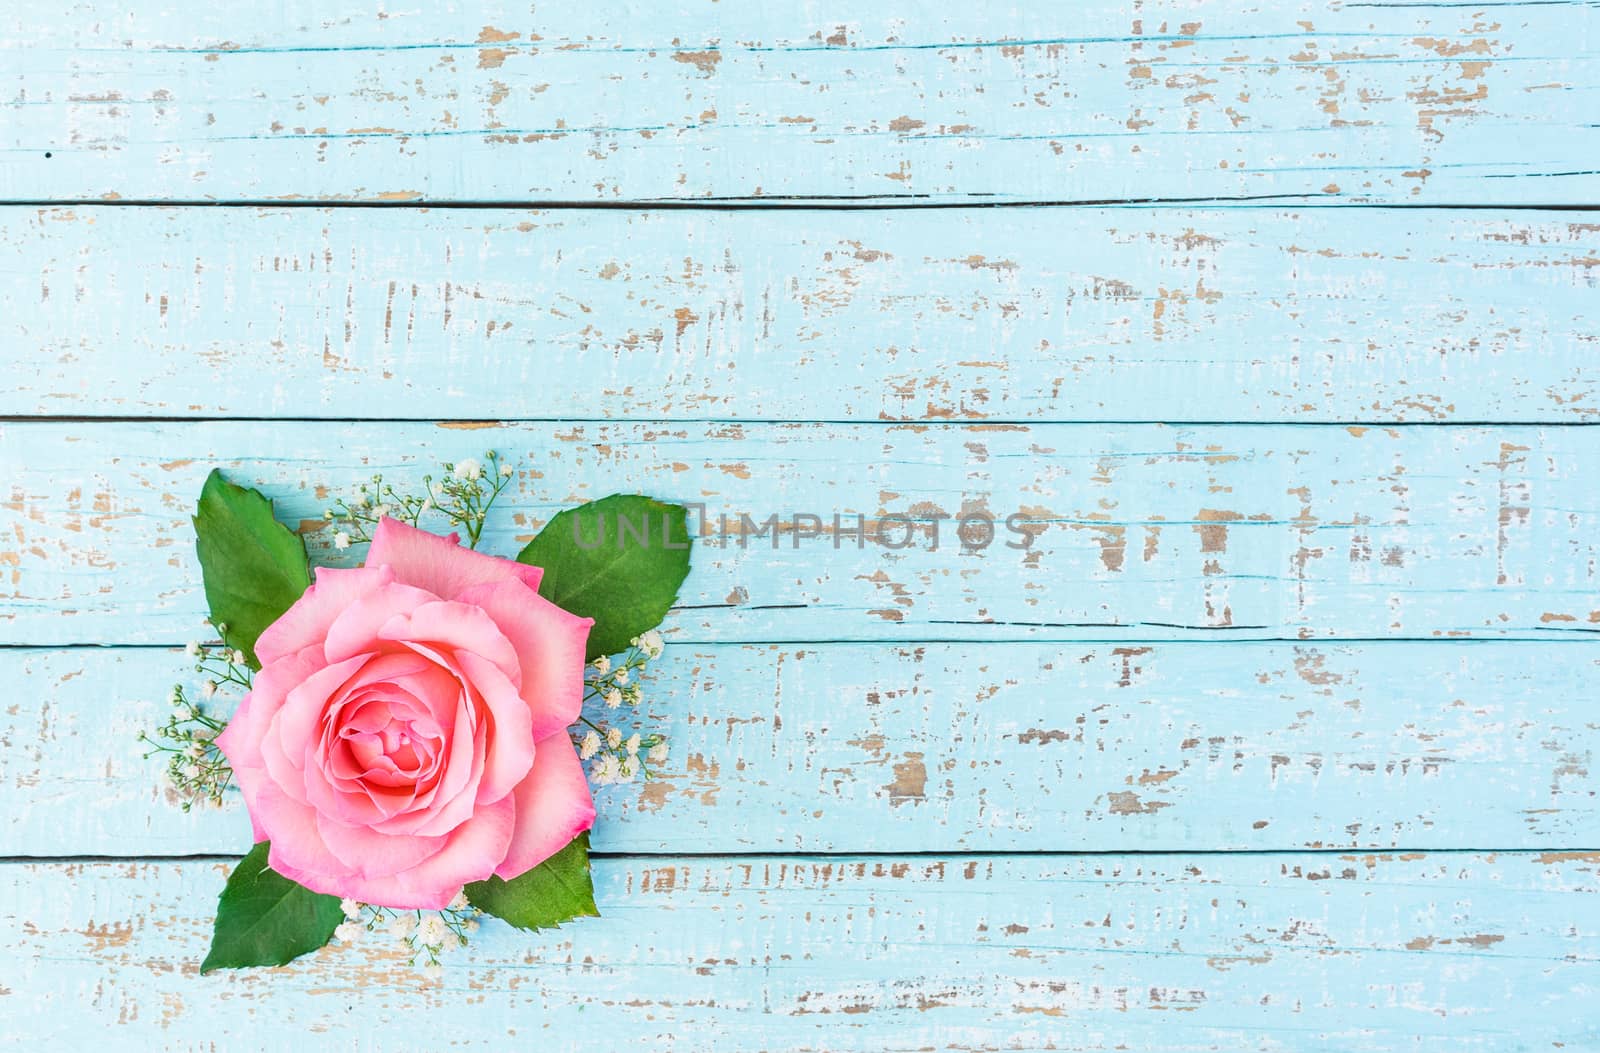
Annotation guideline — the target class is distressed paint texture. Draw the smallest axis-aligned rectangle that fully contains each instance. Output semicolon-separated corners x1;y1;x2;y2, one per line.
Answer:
5;643;1600;856
4;854;1599;1050
6;207;1600;422
2;2;1598;204
5;421;1600;644
6;2;1600;1045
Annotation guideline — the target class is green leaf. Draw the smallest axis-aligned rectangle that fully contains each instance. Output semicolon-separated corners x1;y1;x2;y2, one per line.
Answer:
200;842;343;973
465;832;599;931
193;468;313;668
517;494;691;660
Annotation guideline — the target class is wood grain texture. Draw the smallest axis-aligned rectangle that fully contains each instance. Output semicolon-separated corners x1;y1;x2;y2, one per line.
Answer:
6;853;1598;1050
8;206;1600;423
4;2;1598;204
6;642;1600;856
8;1;1600;1038
5;421;1600;645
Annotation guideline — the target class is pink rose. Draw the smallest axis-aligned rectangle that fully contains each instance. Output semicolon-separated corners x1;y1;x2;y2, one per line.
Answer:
216;518;596;908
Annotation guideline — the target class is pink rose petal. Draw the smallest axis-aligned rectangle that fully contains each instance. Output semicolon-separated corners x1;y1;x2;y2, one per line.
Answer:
495;733;597;880
368;517;543;601
381;599;521;688
341;796;517;909
262;652;374;800
254;565;392;667
452;649;536;803
216;643;323;776
316;809;446;876
256;783;351;889
455;578;593;741
322;581;439;664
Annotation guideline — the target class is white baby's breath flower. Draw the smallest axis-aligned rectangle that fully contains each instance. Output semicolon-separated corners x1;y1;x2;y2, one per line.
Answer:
579;730;601;760
499;462;514;478
605;726;623;749
231;649;247;666
340;898;362;920
448;890;470;912
638;629;664;658
624;733;641;757
185;741;206;760
333;531;351;550
168;686;184;707
453;458;482;481
603;688;622;709
335;921;364;943
185;641;201;657
618;754;639;781
591;655;611;675
647;740;669;765
593;754;621;785
388;913;417;941
200;681;218;700
418;914;449;946
372;504;391;519
614;668;629;686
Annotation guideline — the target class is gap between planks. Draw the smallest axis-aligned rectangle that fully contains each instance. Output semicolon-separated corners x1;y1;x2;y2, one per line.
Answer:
12;630;1600;646
7;847;1596;864
14;417;1600;428
6;198;1600;211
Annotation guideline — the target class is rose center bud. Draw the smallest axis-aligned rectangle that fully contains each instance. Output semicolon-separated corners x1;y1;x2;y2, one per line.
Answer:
331;695;444;788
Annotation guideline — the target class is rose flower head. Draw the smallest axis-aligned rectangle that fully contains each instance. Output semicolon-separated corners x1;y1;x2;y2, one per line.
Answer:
216;518;596;908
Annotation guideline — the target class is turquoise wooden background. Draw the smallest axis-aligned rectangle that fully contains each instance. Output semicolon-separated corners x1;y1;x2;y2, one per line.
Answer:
3;2;1599;1049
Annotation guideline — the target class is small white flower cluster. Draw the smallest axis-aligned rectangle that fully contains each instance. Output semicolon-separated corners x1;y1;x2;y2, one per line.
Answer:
322;450;517;553
139;626;247;810
579;726;670;787
334;893;480;976
576;631;669;786
587;630;663;709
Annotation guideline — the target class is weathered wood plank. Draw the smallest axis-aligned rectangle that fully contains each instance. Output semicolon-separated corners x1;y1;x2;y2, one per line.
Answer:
6;643;1599;856
9;206;1600;422
5;853;1597;1049
4;2;1598;204
4;421;1600;644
